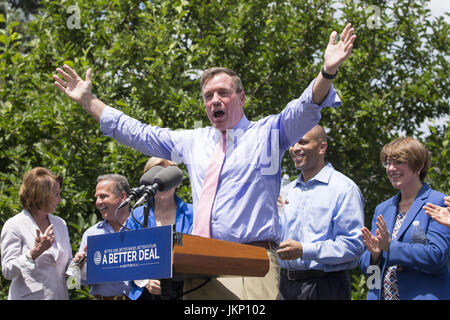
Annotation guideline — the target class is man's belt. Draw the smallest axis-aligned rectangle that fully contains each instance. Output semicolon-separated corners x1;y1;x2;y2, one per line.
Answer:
281;268;346;281
245;241;277;250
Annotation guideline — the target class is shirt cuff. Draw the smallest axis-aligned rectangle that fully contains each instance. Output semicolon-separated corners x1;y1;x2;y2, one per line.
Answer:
99;105;124;136
19;252;36;272
308;78;342;109
301;242;317;261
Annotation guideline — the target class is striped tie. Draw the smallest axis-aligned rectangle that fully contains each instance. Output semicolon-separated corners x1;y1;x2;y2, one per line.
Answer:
382;211;407;300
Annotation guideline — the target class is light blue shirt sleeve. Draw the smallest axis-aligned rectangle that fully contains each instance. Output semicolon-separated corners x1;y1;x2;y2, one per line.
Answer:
280;80;341;151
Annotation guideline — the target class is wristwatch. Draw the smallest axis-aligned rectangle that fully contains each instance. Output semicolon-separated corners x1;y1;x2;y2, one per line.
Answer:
321;67;338;79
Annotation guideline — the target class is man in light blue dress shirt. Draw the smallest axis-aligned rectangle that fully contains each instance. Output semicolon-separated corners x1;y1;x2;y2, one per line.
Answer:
54;24;357;299
277;125;365;299
76;174;131;299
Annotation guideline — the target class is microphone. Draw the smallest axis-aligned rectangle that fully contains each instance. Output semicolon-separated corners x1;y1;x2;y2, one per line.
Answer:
133;166;183;208
116;166;164;210
139;165;164;185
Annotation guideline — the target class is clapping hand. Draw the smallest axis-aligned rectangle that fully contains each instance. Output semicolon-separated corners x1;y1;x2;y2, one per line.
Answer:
361;215;391;264
30;224;55;260
374;215;391;252
424;196;450;228
73;245;87;266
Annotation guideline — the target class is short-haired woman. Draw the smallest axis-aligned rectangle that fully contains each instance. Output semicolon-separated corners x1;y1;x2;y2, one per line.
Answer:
359;137;450;300
1;167;72;299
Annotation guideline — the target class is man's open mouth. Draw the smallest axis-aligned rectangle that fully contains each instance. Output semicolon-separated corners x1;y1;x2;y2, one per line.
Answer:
213;110;225;118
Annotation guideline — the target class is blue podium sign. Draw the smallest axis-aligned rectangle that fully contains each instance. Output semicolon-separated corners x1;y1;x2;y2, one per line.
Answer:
86;225;173;284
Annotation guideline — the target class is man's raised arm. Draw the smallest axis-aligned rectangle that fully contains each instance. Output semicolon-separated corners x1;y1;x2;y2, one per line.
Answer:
53;65;106;122
312;23;356;105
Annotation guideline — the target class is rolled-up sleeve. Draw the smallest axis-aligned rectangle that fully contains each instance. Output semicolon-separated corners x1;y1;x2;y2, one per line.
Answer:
1;222;36;281
280;79;342;151
100;106;191;162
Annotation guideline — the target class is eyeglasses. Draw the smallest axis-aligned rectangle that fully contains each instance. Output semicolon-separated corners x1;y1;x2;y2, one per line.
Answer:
383;159;407;168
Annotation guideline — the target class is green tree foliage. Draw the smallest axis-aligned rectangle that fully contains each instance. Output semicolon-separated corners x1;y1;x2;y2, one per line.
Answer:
0;0;448;299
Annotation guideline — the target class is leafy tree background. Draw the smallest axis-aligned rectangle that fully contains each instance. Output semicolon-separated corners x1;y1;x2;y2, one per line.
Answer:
0;0;448;299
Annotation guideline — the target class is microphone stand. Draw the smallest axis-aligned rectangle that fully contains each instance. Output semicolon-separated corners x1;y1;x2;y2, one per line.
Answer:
143;197;155;228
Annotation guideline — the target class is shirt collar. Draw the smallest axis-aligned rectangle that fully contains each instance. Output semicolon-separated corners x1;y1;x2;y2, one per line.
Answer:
98;219;126;232
297;162;334;186
212;114;251;134
233;114;251;131
211;114;251;143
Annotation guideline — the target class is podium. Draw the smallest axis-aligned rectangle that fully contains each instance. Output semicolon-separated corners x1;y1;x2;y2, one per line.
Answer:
172;233;270;278
85;227;270;287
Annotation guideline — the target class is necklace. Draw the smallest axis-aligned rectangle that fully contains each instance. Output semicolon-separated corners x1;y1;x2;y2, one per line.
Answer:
398;201;412;214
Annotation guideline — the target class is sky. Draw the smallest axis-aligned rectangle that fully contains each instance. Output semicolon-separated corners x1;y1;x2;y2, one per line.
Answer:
421;0;449;136
427;0;450;22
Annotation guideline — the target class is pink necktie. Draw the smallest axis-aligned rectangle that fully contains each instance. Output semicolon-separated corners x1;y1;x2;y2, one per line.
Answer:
193;132;226;237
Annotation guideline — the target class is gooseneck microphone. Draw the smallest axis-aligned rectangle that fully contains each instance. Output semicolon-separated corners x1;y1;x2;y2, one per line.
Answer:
133;166;184;208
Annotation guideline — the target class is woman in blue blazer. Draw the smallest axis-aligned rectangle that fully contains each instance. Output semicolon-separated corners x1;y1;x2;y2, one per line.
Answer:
360;137;450;300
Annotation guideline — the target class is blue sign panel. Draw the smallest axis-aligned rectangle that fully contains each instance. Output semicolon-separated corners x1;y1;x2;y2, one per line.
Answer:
86;225;173;284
